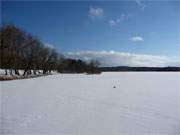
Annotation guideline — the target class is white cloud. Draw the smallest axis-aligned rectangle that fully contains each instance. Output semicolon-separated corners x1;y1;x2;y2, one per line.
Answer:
135;0;146;10
45;43;55;49
65;51;180;67
109;19;118;26
89;7;104;20
109;14;131;27
130;36;144;42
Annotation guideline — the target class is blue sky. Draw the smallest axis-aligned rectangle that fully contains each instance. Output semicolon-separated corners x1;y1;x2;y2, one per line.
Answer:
2;0;180;67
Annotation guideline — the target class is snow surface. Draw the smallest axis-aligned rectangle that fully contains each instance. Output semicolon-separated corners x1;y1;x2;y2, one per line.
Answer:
1;72;180;135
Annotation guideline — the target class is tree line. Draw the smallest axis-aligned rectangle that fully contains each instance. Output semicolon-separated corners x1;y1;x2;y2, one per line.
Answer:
0;24;101;76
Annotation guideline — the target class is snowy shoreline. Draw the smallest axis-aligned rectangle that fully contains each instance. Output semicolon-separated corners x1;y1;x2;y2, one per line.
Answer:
0;69;57;81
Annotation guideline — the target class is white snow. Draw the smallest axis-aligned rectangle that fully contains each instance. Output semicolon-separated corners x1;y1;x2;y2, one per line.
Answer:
1;72;180;135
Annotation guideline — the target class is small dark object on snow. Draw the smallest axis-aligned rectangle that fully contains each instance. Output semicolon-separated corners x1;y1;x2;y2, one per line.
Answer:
113;86;116;88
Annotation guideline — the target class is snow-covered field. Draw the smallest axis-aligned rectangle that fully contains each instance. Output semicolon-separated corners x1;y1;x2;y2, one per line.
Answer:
1;72;180;135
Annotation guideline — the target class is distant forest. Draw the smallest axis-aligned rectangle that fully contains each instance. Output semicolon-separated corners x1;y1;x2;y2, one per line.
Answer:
0;24;101;76
99;66;180;72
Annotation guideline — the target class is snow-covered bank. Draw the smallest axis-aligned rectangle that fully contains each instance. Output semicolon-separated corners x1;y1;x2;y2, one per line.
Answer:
0;69;57;81
1;72;180;134
0;69;43;76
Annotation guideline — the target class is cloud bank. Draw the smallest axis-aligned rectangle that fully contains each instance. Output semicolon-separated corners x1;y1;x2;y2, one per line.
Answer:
65;51;180;67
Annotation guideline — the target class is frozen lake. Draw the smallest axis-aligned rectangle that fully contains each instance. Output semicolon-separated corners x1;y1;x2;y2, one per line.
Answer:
1;72;180;135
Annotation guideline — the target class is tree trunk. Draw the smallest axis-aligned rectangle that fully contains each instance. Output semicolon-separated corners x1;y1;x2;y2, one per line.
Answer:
33;70;36;75
23;69;27;76
5;69;8;75
27;70;31;75
15;69;20;76
43;70;46;74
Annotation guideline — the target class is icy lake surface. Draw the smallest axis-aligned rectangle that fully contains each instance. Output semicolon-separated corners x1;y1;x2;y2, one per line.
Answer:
1;72;180;135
